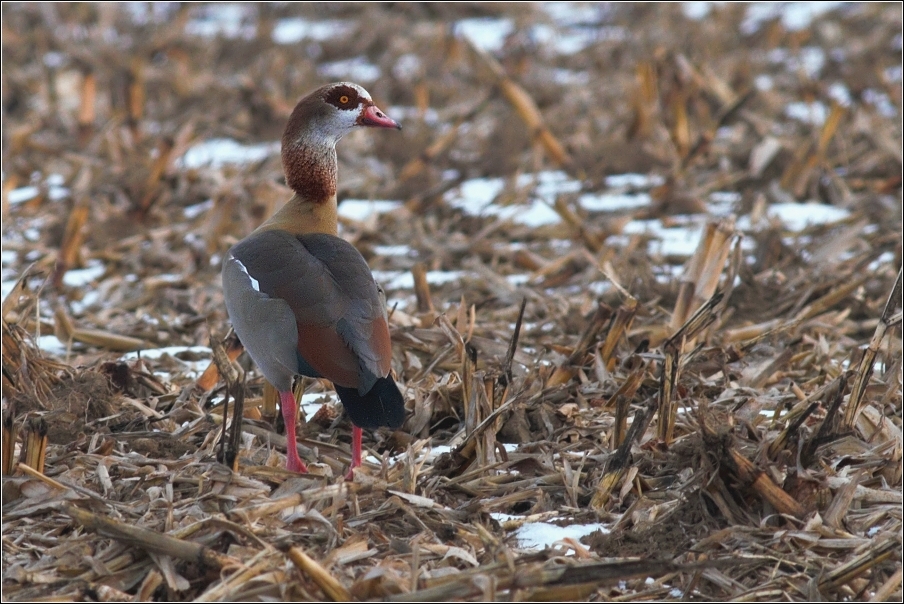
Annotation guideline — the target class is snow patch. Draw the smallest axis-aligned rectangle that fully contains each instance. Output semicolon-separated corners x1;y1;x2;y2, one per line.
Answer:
623;220;706;257
456;18;513;52
318;57;381;82
372;270;464;290
579;192;651;212
785;101;829;126
178;139;279;169
63;262;106;287
337;199;402;221
738;202;850;231
120;346;213;379
490;513;610;551
272;18;351;44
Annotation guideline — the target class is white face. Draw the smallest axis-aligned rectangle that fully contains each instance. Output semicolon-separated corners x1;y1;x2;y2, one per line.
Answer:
316;82;374;141
290;82;398;148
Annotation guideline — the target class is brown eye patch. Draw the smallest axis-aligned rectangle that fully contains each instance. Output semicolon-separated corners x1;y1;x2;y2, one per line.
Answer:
324;85;360;110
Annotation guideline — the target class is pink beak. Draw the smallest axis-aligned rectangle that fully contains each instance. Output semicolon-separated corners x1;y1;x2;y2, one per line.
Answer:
358;104;401;130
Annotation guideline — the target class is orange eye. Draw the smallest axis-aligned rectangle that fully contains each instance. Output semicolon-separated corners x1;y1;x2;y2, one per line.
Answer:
339;95;350;104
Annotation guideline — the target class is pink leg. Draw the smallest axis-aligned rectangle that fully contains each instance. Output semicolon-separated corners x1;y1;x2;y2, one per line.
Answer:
345;426;363;480
279;390;308;473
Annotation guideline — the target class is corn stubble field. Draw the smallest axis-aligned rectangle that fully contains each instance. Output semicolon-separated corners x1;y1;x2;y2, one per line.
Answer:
1;3;902;601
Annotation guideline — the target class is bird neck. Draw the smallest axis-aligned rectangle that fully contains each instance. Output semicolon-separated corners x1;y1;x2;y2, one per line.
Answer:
257;192;338;236
259;141;339;236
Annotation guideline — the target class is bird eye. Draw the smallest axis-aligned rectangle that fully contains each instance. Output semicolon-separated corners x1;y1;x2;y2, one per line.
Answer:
339;95;350;104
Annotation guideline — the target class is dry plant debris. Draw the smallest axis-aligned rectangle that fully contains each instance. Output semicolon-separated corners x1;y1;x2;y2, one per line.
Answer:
2;3;901;602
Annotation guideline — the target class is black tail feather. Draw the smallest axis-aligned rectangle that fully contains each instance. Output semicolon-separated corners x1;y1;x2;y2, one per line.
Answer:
334;377;405;430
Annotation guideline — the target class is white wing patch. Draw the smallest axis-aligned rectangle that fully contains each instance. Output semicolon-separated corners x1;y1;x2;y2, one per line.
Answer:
233;256;261;292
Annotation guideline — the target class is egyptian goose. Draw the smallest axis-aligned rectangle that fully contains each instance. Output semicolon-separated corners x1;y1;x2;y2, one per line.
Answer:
222;82;404;477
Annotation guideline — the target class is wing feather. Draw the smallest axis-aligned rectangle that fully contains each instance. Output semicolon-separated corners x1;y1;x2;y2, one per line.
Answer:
225;230;391;393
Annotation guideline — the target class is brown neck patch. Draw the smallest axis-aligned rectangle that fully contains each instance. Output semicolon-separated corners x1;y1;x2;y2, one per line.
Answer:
281;92;339;203
282;142;337;203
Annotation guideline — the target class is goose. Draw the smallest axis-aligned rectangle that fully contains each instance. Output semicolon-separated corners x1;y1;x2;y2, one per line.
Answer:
222;82;404;477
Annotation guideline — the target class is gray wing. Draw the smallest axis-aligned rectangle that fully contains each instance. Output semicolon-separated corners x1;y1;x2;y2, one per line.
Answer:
222;229;390;394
